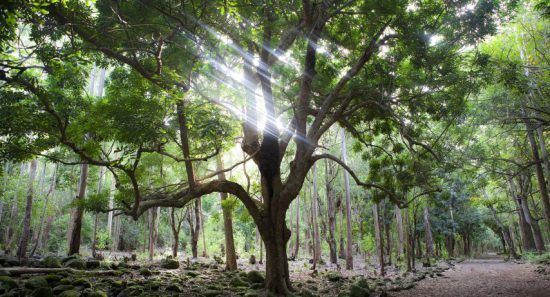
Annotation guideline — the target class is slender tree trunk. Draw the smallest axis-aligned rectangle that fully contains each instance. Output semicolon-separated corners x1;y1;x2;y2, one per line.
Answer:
383;204;392;266
509;179;538;251
148;207;158;260
30;163;58;257
525;123;550;234
4;163;26;254
91;166;105;258
537;127;550;189
341;128;353;269
338;194;345;259
201;200;207;258
395;205;404;262
107;171;116;237
311;163;322;268
403;207;412;272
291;195;300;260
216;154;237;270
519;194;545;252
41;215;54;252
190;200;200;258
373;203;384;275
16;160;37;260
423;206;434;264
325;161;337;264
68;163;88;255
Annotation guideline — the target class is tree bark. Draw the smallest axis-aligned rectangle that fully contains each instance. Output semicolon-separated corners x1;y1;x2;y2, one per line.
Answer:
92;166;105;258
395;205;404;262
68;163;88;255
311;163;322;268
373;203;384;276
148;207;159;260
30;163;57;257
325;160;337;264
423;206;434;262
291;194;300;260
341;128;353;269
16;160;37;260
216;154;237;270
4;163;25;254
508;178;539;252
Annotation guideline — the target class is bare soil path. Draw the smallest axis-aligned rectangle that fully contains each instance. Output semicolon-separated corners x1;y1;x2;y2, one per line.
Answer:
390;256;550;297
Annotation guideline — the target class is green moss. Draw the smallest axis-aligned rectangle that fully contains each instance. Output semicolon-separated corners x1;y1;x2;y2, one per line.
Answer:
72;278;91;288
25;276;49;289
246;271;265;284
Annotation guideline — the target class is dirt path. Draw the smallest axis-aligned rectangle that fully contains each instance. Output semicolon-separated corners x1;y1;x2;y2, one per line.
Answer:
390;257;550;297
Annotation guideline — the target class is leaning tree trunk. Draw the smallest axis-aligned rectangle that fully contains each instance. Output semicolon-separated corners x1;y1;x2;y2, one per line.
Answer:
341;128;354;269
216;154;237;270
16;160;37;260
508;179;537;252
68;163;88;255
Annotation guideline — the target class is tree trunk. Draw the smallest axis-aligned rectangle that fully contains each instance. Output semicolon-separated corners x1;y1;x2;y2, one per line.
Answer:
423;206;434;262
68;163;88;255
537;127;550;190
403;207;412;272
216;154;237;270
190;200;200;258
338;194;345;259
373;203;384;276
525;123;550;235
92;166;105;258
148;207;158;260
395;205;404;262
325;161;337;264
30;163;58;257
107;171;116;237
4;163;26;254
383;204;392;266
311;163;322;268
341;128;353;269
16;160;37;260
291;195;300;260
508;178;538;252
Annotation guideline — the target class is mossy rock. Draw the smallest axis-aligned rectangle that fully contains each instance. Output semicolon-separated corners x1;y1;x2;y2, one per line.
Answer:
25;276;49;289
139;268;152;276
31;286;54;297
52;285;75;295
165;284;182;292
86;260;100;269
246;271;265;284
239;271;248;278
160;258;180;269
88;290;108;297
249;283;263;290
326;272;342;282
203;289;223;297
60;278;72;285
0;276;18;290
64;258;86;270
0;255;20;267
58;289;80;297
229;276;248;287
349;284;371;297
186;271;200;277
300;289;316;297
72;278;91;288
61;255;78;264
42;256;62;268
44;274;62;285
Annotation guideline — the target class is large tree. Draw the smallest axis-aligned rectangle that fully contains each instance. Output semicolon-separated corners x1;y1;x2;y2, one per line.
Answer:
0;0;501;294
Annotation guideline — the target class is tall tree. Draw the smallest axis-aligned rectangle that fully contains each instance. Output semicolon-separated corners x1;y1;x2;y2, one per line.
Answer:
16;159;37;259
216;154;237;270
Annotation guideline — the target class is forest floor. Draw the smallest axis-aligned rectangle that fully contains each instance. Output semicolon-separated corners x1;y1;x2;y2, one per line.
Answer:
2;253;548;296
389;255;550;297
